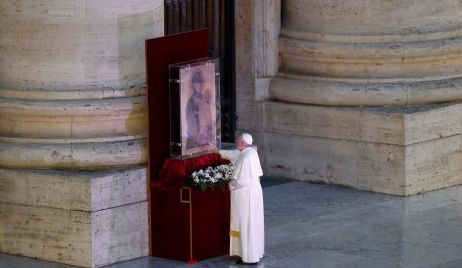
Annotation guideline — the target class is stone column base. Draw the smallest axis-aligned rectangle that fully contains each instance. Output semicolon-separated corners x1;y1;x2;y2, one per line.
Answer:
263;101;462;196
0;167;148;267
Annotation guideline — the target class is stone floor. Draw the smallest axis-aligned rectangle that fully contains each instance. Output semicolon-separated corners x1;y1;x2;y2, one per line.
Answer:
2;177;462;268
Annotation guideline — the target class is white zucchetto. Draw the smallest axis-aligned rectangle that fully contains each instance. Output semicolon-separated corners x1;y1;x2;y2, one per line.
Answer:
241;133;253;145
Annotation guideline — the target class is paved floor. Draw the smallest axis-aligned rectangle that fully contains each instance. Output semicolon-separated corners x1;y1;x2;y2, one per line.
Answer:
2;178;462;268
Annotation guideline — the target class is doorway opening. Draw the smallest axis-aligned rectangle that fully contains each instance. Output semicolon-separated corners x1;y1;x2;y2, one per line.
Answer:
164;0;236;142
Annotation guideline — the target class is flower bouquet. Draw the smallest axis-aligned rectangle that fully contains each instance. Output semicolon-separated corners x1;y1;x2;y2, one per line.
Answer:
188;164;234;191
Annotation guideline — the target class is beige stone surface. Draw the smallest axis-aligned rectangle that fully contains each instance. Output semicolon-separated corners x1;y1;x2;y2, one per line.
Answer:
264;101;361;141
92;202;149;267
0;90;148;170
263;100;462;196
264;132;407;196
0;167;147;211
0;201;148;267
264;132;359;188
405;135;462;195
252;0;280;79
236;95;264;132
0;87;146;100
0;171;28;205
0;203;92;267
0;166;149;266
90;168;147;211
0;0;161;265
0;0;164;90
0;138;147;169
270;76;410;107
356;142;406;196
271;75;462;107
235;0;280;171
279;36;462;80
283;0;462;36
359;108;405;145
234;0;279;119
264;101;408;145
404;104;462;145
0;94;147;140
251;0;462;197
272;0;462;106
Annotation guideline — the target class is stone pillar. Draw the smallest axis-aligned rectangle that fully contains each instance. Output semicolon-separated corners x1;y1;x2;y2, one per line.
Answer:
265;0;462;195
0;1;163;267
234;0;280;168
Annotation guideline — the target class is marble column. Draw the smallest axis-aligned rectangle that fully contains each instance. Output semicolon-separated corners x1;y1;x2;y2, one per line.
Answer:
234;0;280;169
0;1;163;267
265;0;462;195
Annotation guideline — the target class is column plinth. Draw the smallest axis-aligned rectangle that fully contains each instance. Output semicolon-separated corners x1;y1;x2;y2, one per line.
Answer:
267;0;462;195
0;0;163;266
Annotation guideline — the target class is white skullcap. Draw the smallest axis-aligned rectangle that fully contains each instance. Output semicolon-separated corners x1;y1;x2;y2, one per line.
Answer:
241;133;253;145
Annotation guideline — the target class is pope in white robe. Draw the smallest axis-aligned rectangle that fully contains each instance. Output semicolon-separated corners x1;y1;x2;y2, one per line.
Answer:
220;133;264;265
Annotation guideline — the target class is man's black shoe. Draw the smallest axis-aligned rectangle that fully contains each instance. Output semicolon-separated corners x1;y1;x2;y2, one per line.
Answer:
236;259;259;265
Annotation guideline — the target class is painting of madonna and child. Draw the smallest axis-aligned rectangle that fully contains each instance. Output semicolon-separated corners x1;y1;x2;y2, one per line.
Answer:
169;58;221;158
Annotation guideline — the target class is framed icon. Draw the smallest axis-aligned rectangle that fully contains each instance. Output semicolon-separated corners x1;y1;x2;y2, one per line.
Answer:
169;58;221;158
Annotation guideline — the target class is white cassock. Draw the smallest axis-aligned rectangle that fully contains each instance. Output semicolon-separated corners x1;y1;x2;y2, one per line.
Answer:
220;147;264;263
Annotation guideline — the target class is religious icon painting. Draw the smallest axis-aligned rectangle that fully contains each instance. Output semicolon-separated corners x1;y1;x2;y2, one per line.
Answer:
169;58;221;159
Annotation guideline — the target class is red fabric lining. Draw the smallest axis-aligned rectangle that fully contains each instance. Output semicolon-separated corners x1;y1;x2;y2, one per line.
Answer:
151;153;230;188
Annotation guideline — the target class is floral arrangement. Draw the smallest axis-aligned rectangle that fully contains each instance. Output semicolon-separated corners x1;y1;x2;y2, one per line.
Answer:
188;164;234;191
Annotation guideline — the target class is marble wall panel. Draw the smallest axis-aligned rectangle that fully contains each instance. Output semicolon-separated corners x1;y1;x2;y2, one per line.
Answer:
0;201;148;267
264;101;361;141
406;135;462;195
0;167;147;211
0;204;92;267
404;103;462;145
265;132;358;188
356;142;406;196
91;202;149;267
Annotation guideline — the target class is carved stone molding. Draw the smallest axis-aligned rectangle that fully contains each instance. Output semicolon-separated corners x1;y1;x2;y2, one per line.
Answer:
275;0;462;107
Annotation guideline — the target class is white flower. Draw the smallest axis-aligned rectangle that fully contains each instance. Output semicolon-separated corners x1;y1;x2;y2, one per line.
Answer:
189;164;234;190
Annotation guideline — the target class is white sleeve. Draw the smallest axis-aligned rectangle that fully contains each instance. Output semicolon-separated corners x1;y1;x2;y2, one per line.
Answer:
219;149;239;164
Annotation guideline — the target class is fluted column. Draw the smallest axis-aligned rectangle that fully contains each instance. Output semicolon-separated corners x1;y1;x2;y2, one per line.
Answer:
0;1;163;267
265;0;462;195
